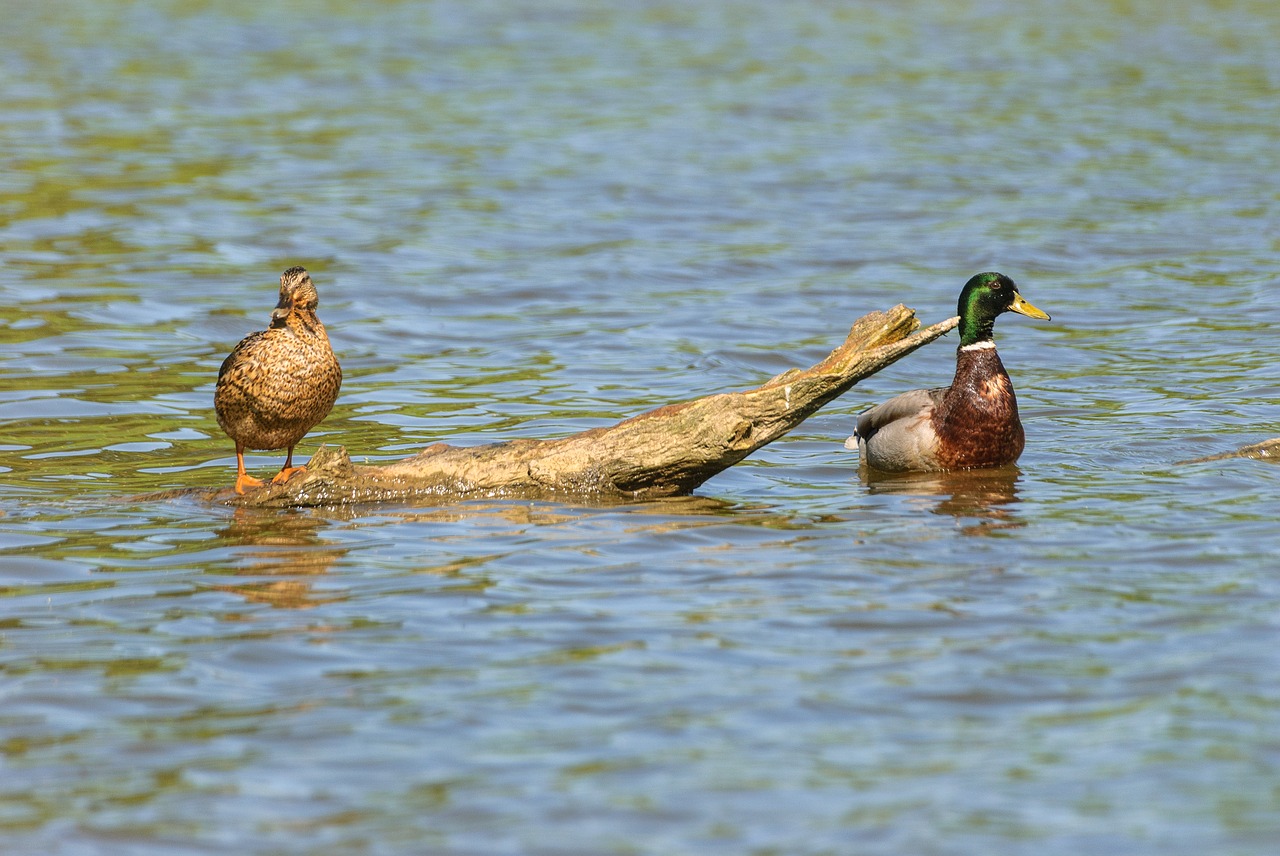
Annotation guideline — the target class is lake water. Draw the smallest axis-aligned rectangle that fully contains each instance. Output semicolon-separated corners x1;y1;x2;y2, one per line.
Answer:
3;1;1280;853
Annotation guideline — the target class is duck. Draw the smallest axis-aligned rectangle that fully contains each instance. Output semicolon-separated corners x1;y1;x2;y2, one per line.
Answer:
215;266;343;494
845;272;1049;473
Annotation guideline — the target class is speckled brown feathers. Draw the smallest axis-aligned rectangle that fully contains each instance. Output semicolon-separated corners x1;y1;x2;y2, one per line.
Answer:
215;266;342;493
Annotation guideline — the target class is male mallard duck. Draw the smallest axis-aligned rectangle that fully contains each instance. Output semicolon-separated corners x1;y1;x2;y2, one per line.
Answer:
845;272;1049;472
215;266;342;494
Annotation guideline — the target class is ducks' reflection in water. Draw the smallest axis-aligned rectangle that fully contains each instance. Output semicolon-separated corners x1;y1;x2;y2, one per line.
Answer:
213;508;350;607
208;496;781;608
861;466;1023;535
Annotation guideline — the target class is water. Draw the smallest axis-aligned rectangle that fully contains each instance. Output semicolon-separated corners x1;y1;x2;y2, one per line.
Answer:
2;1;1280;853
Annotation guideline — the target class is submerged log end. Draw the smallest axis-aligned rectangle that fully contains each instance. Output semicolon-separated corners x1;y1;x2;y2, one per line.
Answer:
1180;436;1280;465
214;443;470;507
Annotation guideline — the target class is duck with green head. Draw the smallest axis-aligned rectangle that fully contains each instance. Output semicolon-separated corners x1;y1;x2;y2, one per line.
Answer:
845;272;1050;472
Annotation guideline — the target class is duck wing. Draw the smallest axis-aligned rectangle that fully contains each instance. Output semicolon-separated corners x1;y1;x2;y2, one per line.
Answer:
844;387;947;472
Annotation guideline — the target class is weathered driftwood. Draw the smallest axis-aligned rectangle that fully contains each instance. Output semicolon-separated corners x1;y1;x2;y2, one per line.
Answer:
212;306;959;507
1182;437;1280;465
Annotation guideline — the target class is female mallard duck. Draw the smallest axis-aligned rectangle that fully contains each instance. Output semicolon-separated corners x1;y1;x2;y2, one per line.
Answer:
215;266;342;494
845;272;1049;472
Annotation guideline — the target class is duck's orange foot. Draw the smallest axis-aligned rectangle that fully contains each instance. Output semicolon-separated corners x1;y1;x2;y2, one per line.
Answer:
271;465;307;485
234;473;266;495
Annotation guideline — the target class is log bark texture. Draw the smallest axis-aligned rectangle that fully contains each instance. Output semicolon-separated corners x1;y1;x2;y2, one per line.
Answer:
215;306;958;507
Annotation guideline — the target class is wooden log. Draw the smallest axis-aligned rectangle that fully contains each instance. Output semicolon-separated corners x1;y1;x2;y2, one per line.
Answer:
210;306;958;507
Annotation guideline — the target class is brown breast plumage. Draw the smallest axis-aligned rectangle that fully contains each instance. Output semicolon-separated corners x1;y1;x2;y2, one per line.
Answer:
214;310;342;453
931;346;1025;470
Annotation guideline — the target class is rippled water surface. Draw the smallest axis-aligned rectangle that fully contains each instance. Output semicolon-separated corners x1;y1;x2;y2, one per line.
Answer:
3;1;1280;853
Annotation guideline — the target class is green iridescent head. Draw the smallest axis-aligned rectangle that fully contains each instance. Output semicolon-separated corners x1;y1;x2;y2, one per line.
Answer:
957;272;1050;347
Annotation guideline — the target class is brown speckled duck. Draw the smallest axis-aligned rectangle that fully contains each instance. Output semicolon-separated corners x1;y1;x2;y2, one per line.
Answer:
215;266;342;494
845;272;1049;472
